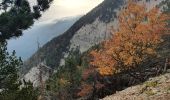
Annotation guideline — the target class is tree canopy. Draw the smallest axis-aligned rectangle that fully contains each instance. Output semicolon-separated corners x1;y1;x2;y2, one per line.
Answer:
0;0;53;42
90;2;170;76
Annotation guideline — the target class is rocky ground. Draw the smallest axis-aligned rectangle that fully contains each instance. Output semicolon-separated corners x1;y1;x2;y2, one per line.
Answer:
102;72;170;100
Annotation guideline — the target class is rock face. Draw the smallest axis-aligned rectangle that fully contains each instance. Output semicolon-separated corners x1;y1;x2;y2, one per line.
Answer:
23;63;52;87
22;0;164;85
69;18;117;53
102;73;170;100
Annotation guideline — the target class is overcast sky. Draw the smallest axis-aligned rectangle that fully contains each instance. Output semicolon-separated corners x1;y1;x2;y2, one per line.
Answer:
37;0;104;22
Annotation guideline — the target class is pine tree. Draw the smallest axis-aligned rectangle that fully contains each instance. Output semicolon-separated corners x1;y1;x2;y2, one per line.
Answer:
0;42;39;100
0;0;53;41
0;0;53;99
0;42;21;91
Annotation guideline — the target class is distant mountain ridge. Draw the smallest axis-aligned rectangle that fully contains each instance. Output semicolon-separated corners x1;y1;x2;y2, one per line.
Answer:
7;16;81;60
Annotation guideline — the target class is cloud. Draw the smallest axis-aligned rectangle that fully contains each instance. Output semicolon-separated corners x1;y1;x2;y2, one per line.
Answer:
38;0;103;22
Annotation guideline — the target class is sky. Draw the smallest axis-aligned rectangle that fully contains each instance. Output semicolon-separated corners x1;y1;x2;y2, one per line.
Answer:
37;0;104;22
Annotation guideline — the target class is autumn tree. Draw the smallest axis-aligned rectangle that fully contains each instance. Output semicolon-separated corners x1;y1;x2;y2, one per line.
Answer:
78;51;104;98
90;2;169;76
78;69;104;98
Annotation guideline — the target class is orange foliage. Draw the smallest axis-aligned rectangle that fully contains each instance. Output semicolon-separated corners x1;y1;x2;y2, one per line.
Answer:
77;81;104;97
77;83;93;97
90;2;170;76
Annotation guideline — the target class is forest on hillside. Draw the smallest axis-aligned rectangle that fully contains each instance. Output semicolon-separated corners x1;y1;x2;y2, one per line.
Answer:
0;0;170;100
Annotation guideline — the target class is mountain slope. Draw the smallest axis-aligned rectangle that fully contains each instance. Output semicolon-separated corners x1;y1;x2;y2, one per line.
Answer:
22;0;163;76
102;72;170;100
22;0;124;74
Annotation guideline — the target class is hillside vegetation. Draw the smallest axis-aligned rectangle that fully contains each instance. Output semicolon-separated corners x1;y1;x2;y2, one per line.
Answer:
43;1;170;99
